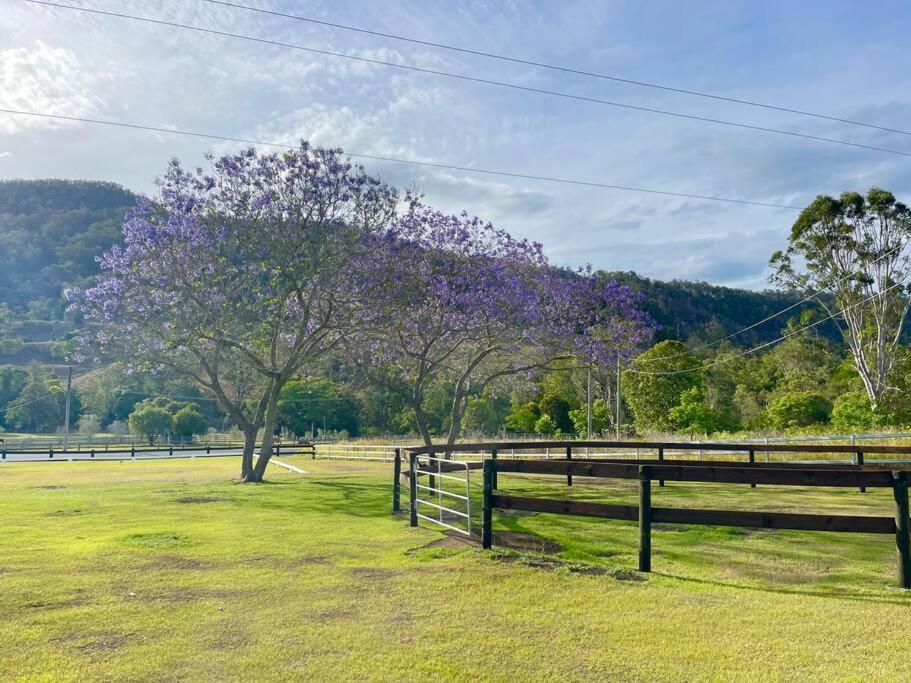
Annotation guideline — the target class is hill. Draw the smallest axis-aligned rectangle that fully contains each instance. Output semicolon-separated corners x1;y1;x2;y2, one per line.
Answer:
0;179;136;318
0;179;826;359
602;271;839;348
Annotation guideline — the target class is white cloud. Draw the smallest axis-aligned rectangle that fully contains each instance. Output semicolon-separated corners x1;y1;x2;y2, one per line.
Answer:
0;42;106;134
0;152;11;159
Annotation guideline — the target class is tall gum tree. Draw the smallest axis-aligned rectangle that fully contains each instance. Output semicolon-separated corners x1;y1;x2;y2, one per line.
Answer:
68;143;397;481
770;188;911;409
348;197;654;448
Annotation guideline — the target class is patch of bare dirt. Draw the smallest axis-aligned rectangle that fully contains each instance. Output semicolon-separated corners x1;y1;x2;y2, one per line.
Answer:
407;534;481;554
612;569;647;582
493;531;563;554
210;630;250;651
293;555;332;566
24;595;88;610
349;567;396;580
33;485;65;490
245;554;272;563
302;605;360;622
49;508;84;516
124;587;236;604
72;631;135;655
145;555;215;571
174;496;226;504
492;552;643;580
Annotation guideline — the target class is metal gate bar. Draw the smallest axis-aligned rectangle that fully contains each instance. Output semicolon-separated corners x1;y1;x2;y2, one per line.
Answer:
412;455;472;536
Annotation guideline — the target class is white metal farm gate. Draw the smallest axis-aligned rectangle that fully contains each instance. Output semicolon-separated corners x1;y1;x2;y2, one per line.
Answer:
409;454;473;536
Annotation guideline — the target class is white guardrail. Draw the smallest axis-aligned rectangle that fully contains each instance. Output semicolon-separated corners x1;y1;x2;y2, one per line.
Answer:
319;432;911;466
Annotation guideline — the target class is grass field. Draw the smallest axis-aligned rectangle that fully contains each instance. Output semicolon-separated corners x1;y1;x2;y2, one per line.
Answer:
2;457;910;681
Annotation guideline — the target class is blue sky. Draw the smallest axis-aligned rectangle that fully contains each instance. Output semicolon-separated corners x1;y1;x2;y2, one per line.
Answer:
2;0;911;289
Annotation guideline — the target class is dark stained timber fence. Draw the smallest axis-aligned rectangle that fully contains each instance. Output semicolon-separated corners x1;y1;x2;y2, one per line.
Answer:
396;441;911;588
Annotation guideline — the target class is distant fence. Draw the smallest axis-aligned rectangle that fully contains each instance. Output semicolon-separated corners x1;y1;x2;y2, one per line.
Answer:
0;433;247;450
0;442;314;462
314;443;399;461
397;441;911;588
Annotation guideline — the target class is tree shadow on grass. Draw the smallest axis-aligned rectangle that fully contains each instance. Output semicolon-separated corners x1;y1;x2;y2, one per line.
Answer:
652;571;911;606
241;480;392;519
234;479;294;486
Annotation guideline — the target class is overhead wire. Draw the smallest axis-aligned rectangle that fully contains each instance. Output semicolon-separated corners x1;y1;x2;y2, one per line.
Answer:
0;387;67;414
0;108;804;210
14;1;908;382
637;242;906;364
628;280;906;376
22;0;911;159
203;0;911;139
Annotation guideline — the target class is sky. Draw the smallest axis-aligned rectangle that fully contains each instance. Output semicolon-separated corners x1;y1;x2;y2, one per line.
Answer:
2;0;911;290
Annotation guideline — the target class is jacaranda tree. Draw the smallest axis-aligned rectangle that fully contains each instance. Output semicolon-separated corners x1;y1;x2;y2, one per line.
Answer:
348;196;653;447
68;142;397;481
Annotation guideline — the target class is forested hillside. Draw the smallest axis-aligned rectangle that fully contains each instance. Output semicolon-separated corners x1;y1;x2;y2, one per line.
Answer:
1;179;816;339
0;179;135;318
0;178;868;439
604;271;839;346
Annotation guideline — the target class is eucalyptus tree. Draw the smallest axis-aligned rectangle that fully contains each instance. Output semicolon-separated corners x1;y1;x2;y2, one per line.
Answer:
68;143;397;481
348;197;653;447
770;188;911;408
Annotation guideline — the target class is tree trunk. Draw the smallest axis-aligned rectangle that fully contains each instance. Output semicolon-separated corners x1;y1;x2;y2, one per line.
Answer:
248;388;281;482
413;405;433;447
240;427;257;481
445;393;467;454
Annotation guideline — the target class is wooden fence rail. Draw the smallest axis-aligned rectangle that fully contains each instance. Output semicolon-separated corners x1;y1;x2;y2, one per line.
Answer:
404;439;911;456
460;451;911;588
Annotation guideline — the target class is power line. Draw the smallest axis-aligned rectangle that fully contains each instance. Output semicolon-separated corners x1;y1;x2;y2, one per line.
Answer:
638;243;906;364
0;108;804;210
204;0;911;140
24;0;911;160
122;390;355;404
1;387;67;414
629;280;906;376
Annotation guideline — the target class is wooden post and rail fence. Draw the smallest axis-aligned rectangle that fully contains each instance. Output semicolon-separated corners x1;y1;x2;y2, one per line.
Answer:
0;441;316;461
394;440;911;588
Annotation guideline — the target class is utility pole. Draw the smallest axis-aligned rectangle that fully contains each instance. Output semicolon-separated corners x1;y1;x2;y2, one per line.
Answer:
586;363;592;439
62;366;73;452
615;357;621;440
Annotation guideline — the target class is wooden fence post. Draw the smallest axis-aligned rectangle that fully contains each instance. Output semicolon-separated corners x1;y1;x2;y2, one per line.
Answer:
491;448;498;490
638;465;652;573
482;459;494;549
409;453;418;527
893;471;911;589
657;447;665;487
393;448;401;513
857;450;865;493
749;449;756;488
566;446;573;487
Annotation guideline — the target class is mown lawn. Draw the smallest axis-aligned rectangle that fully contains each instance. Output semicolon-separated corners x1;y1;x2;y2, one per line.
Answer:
1;456;910;681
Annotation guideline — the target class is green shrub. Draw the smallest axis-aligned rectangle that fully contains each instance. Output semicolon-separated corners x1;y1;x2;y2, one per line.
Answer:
668;387;719;435
765;391;831;430
534;413;557;436
0;338;24;356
